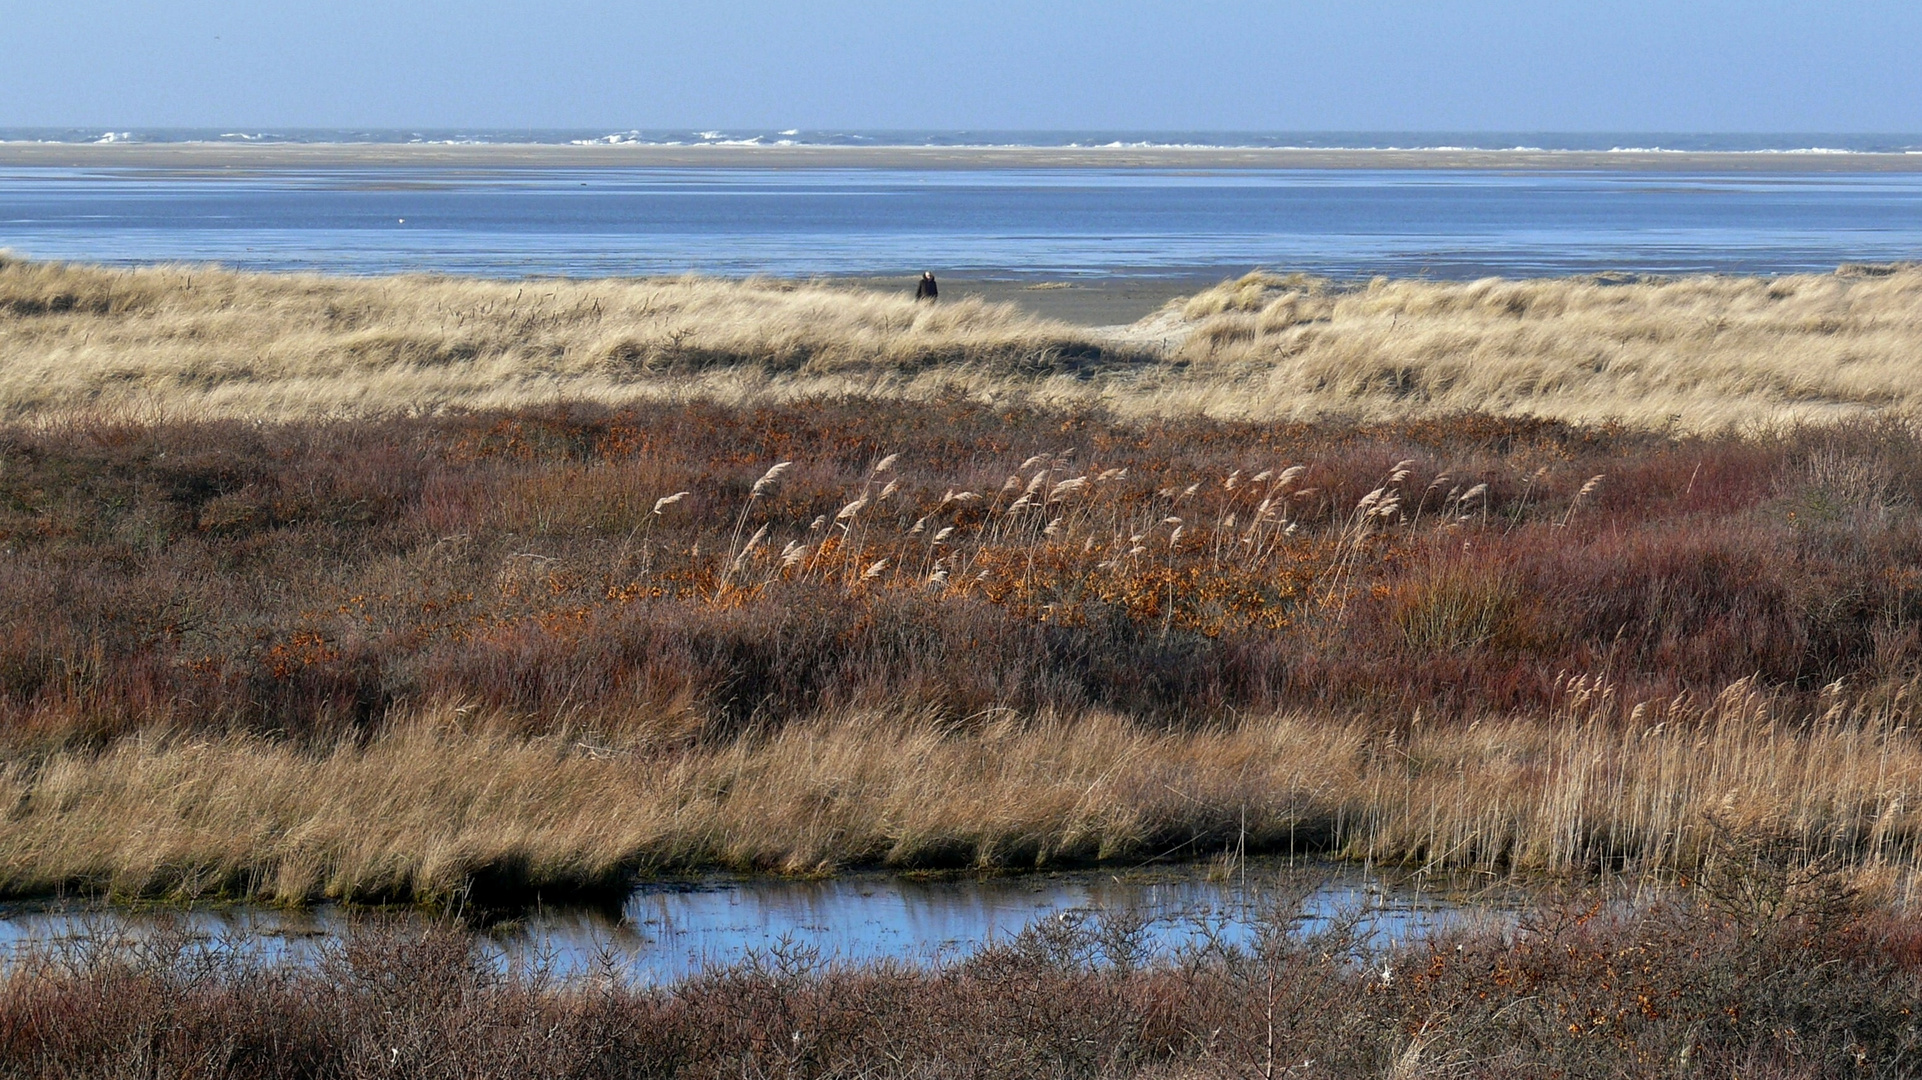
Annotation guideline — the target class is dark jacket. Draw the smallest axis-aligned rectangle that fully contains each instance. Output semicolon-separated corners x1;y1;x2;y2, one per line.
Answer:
915;275;938;300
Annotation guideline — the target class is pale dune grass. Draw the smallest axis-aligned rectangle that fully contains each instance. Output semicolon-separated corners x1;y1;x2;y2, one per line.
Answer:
7;257;1922;426
1130;263;1922;424
9;678;1922;904
0;256;1128;421
1154;267;1922;427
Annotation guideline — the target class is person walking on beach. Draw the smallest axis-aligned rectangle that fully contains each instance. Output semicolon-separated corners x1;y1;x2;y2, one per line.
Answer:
915;271;939;301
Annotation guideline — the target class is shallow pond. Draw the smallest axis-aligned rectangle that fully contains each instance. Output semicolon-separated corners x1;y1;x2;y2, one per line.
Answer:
0;863;1515;984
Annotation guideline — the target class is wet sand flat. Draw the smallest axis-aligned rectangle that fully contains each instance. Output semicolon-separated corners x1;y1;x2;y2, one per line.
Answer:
4;142;1922;172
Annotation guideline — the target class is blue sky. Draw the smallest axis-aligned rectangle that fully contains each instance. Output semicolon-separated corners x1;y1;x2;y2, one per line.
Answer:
2;1;1918;131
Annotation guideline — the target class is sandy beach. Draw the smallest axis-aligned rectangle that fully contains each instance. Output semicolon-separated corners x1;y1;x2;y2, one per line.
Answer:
4;141;1922;172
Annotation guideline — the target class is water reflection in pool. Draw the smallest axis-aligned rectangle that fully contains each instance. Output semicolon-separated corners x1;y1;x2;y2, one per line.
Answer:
0;864;1515;984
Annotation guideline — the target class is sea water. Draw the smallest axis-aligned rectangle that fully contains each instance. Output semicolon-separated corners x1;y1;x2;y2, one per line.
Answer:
2;159;1920;281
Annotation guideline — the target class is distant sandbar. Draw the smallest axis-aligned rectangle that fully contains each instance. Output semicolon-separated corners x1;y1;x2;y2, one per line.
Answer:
4;142;1921;172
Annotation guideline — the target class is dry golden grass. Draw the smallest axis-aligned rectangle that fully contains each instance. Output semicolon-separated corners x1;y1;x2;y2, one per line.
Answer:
1153;266;1922;427
11;677;1922;905
8;257;1922;427
0;256;1129;421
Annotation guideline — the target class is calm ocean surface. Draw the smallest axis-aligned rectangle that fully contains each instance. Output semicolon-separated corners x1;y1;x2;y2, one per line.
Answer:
4;148;1921;281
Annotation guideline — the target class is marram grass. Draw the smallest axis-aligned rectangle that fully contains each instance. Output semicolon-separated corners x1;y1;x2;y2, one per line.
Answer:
6;256;1922;427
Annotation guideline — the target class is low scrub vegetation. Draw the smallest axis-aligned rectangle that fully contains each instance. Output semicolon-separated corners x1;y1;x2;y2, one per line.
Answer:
2;402;1922;900
3;400;1918;740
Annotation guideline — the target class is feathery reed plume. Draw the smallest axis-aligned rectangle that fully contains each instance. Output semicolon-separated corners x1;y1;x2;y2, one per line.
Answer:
751;461;794;498
1049;476;1088;501
730;524;769;572
723;460;795;591
1560;473;1607;527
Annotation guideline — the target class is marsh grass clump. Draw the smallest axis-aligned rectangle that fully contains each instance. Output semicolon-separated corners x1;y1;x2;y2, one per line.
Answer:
1390;566;1519;653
